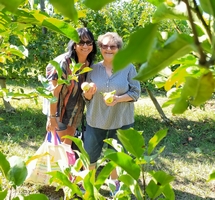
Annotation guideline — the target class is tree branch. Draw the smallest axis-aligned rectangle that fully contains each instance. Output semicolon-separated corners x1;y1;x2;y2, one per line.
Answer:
182;0;207;66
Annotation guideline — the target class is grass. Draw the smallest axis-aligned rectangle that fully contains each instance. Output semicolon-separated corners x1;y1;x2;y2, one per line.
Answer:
1;82;215;199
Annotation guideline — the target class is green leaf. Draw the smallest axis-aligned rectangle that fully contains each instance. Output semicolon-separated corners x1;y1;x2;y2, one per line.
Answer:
134;33;194;81
191;72;215;106
42;18;79;41
7;156;27;186
152;2;188;23
162;184;175;200
0;151;10;178
113;24;158;72
207;171;215;182
0;189;7;200
15;194;49;200
120;174;143;199
117;128;144;158
16;9;79;41
49;0;77;22
49;60;63;79
172;97;189;114
95;161;116;190
199;0;215;17
105;152;140;180
153;76;167;88
149;170;174;186
148;129;167;155
147;0;165;7
146;180;162;199
79;67;93;75
0;0;25;12
84;0;115;10
63;136;90;169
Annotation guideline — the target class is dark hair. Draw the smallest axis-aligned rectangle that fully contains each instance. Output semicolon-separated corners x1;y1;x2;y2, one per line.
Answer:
66;27;97;66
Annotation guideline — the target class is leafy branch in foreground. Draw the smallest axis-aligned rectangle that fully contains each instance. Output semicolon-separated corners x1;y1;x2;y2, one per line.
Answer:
49;128;174;200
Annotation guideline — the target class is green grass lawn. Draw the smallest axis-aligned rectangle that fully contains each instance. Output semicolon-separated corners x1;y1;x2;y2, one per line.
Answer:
1;83;215;199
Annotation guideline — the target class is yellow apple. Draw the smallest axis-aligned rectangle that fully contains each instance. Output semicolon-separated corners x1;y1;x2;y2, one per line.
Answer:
81;82;91;92
102;90;116;104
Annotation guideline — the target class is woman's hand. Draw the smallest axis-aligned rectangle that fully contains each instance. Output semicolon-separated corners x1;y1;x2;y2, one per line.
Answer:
83;82;97;100
104;95;119;106
46;117;59;132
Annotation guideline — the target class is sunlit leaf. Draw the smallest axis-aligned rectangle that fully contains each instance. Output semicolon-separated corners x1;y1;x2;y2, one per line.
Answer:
117;128;144;158
172;97;189;114
49;0;78;22
7;156;27;186
0;151;10;178
191;72;215;106
135;34;194;81
148;129;167;155
113;24;158;72
84;0;115;10
149;170;174;186
0;190;7;200
95;161;115;190
207;171;215;182
152;2;188;23
0;0;25;12
105;152;140;180
199;0;215;17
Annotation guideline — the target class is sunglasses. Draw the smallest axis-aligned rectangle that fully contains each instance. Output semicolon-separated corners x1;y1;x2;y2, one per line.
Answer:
101;44;118;50
77;40;93;46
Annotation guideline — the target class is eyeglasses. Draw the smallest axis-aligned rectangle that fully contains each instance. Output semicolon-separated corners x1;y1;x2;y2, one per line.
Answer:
101;44;118;50
77;40;93;46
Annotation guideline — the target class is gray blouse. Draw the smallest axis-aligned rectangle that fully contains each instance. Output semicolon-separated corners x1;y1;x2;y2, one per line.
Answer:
86;61;141;129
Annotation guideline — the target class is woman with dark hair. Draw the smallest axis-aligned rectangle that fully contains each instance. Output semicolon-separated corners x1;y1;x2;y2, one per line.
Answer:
43;27;97;145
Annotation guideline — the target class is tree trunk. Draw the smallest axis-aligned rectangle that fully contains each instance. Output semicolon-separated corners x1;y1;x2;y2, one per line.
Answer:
40;0;47;34
0;78;15;112
146;88;171;123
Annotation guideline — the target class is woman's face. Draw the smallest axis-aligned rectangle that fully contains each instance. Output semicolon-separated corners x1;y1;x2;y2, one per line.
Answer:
75;36;93;58
100;37;118;62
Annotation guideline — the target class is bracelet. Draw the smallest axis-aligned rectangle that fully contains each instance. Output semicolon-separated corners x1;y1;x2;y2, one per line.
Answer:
49;114;56;118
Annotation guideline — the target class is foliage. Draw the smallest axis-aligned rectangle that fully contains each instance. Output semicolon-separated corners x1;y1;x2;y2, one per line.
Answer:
113;0;215;114
47;128;174;200
0;151;48;200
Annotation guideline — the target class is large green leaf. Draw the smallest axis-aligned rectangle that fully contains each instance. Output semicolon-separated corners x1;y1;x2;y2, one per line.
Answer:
146;0;165;7
0;151;10;178
191;72;215;106
13;194;49;200
152;2;188;23
199;0;215;17
120;174;143;199
0;190;7;200
84;0;115;10
7;156;27;186
146;180;162;199
16;9;79;41
135;33;194;81
63;136;90;169
162;184;175;200
207;171;215;182
113;24;158;72
117;128;144;158
172;97;189;114
147;129;167;155
95;161;116;190
49;0;77;22
105;152;140;180
149;170;174;186
0;0;25;12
